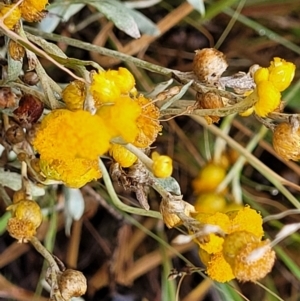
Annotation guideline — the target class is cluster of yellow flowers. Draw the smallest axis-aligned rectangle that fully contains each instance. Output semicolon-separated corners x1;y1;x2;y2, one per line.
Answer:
242;57;295;117
33;68;162;187
0;0;48;27
193;206;275;282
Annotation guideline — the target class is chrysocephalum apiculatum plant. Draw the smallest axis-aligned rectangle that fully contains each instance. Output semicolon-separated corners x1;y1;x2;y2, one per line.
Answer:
0;1;299;299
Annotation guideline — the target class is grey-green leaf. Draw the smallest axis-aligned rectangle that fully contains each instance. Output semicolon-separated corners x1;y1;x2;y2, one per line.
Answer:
91;0;141;39
146;79;174;98
123;6;160;36
155;177;181;196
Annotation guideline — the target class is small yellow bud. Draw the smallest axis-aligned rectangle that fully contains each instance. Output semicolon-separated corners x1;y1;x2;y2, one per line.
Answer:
194;193;227;214
109;144;137;168
192;162;226;194
152;152;173;178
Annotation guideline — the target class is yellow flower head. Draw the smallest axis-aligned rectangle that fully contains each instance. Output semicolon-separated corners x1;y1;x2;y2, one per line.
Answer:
34;109;112;161
254;81;281;117
90;68;135;106
227;205;264;238
194;212;230;254
152;151;173;178
222;231;275;282
7;200;42;242
268;57;295;92
97;96;142;143
192;162;227;194
20;0;48;22
199;249;235;283
62;80;86;111
133;95;162;148
0;5;21;29
40;157;101;188
242;57;295;118
105;67;135;94
109;144;137;168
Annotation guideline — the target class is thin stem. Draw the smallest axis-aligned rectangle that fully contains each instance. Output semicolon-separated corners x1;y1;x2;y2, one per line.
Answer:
24;27;173;76
30;236;60;272
0;22;82;81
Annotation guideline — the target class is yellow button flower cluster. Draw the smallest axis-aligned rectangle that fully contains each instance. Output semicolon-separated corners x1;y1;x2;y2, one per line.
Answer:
34;68;162;187
242;57;295;117
193;206;275;282
0;0;48;28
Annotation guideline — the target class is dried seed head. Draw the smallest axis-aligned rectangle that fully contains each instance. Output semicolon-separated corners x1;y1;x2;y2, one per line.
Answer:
62;80;86;111
6;200;43;242
223;231;275;282
8;40;25;61
22;71;39;86
0;87;18;109
58;269;87;300
13;94;44;128
193;48;228;84
196;91;224;124
272;122;300;161
6;124;25;144
160;198;196;228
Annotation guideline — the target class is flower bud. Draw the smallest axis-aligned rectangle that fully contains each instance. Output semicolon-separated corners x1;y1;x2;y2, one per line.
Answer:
109;144;137;168
193;48;228;84
152;152;173;178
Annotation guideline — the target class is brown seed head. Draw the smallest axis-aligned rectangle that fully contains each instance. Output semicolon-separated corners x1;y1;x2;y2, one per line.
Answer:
6;124;25;144
22;71;39;86
0;87;18;109
196;91;224;124
193;48;228;84
58;269;87;300
273;122;300;161
13;94;44;128
8;39;25;61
